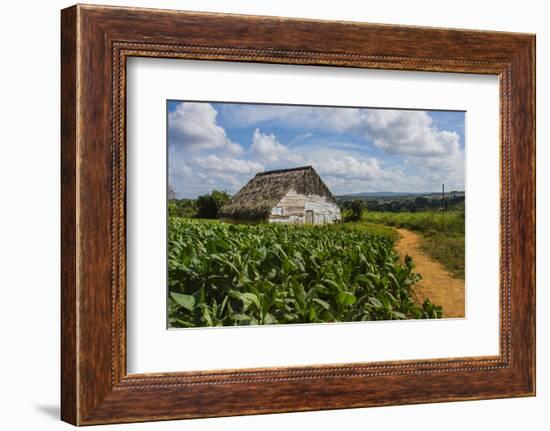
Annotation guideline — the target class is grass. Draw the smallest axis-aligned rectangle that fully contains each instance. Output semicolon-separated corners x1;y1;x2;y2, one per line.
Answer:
361;210;465;279
361;210;464;235
420;232;465;278
341;221;399;242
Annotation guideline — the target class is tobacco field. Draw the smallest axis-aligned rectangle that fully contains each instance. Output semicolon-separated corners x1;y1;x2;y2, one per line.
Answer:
168;218;442;328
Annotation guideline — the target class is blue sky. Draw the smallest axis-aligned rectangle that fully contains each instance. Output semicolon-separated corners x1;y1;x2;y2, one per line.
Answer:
168;101;465;199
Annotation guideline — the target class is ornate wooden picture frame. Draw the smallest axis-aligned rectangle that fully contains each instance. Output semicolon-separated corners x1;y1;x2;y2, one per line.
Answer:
61;4;535;425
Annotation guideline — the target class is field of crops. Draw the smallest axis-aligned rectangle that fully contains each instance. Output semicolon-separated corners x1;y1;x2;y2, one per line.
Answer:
168;218;441;328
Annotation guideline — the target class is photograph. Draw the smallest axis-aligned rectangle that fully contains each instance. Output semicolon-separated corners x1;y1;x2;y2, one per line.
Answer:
49;2;538;425
167;101;466;328
52;3;536;425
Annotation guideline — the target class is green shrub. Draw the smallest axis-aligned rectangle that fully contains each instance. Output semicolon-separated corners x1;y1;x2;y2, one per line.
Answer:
195;190;231;219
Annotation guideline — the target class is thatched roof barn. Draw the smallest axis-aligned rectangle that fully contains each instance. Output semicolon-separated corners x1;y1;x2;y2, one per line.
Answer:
219;166;341;224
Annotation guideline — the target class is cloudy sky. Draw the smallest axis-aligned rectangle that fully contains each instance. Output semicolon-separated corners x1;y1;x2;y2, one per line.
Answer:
168;101;465;198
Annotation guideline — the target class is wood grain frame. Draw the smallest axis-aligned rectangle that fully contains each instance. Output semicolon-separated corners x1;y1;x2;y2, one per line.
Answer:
61;4;536;426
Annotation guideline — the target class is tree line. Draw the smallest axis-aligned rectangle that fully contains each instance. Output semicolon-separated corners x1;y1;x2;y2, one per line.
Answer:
169;190;230;219
169;188;465;221
339;195;465;216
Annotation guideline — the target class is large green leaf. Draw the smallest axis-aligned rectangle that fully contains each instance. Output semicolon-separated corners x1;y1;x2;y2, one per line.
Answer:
170;292;195;311
337;292;357;306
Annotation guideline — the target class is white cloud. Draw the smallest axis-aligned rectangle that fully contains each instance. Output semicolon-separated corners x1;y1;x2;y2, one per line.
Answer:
224;105;359;134
181;164;192;176
313;155;386;181
208;172;245;189
300;145;463;194
168;154;264;197
194;154;264;175
169;103;243;155
408;151;465;191
169;103;465;197
223;105;460;158
361;110;460;157
250;128;302;164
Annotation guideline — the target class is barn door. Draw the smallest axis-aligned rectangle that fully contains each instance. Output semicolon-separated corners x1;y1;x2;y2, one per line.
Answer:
305;210;313;224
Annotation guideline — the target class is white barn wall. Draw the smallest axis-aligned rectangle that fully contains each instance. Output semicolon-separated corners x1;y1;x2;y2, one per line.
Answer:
269;189;341;224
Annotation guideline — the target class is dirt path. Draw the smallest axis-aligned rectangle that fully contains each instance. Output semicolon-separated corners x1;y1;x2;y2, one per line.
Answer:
395;228;465;318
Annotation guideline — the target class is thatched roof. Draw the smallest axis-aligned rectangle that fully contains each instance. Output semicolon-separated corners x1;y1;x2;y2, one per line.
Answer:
219;166;336;220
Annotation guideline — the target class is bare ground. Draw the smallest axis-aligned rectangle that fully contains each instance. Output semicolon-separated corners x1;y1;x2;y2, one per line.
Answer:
395;228;465;318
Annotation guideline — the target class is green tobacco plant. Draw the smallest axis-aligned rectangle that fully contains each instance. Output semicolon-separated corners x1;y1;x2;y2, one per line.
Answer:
168;218;441;328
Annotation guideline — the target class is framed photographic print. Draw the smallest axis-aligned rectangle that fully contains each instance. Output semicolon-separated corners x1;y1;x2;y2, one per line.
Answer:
61;4;535;425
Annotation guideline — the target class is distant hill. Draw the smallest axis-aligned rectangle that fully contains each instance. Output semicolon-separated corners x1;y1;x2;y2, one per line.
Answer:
336;190;465;204
337;190;466;213
337;191;425;199
337;191;464;198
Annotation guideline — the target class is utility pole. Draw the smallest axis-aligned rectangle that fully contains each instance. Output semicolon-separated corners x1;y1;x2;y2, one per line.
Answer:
442;183;445;216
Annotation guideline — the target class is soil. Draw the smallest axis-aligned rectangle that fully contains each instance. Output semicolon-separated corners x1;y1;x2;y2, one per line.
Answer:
395;228;465;318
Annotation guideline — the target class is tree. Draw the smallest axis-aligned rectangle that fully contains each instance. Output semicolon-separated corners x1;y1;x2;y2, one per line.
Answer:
196;190;231;219
348;199;365;222
414;196;429;207
168;185;177;200
168;198;197;218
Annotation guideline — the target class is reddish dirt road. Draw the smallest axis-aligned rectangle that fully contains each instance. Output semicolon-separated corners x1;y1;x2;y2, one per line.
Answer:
395;228;465;318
